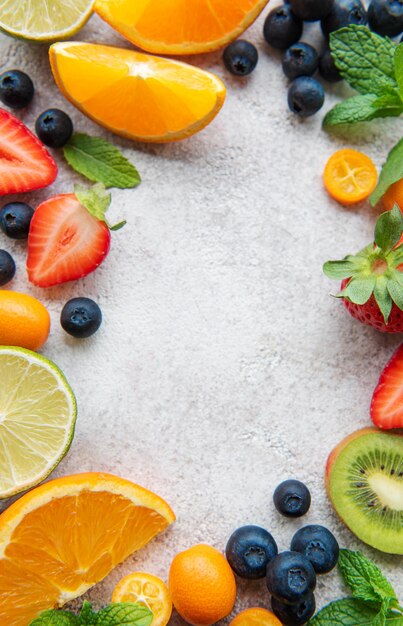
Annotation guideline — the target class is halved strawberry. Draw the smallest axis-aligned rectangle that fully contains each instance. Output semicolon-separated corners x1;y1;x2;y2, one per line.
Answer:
0;108;57;194
27;184;124;287
371;344;403;429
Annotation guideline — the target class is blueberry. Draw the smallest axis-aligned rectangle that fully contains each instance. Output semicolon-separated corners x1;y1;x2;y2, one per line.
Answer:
368;0;403;36
318;48;343;82
0;202;34;240
226;525;278;579
321;0;367;37
287;77;325;117
271;592;316;625
289;0;334;21
61;298;102;338
263;5;303;50
273;479;311;517
282;43;318;80
223;40;258;76
0;250;16;286
291;525;339;574
0;70;34;109
266;551;316;605
35;109;73;148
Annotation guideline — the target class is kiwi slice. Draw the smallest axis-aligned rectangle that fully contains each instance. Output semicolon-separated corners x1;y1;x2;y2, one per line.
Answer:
327;429;403;554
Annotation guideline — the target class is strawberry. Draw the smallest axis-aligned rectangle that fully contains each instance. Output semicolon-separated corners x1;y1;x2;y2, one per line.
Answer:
0;107;57;195
371;344;403;429
27;184;125;287
324;206;403;333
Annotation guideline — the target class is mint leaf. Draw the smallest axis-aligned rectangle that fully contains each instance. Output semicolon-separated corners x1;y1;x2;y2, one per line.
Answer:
64;134;141;189
29;610;79;626
370;138;403;206
96;603;152;626
330;26;397;96
394;44;403;99
338;550;397;606
323;94;401;128
79;602;97;625
385;614;403;624
374;206;403;252
308;598;386;625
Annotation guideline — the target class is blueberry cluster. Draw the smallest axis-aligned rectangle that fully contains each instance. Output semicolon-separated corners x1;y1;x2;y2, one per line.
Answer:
225;480;339;625
0;69;73;147
263;0;403;117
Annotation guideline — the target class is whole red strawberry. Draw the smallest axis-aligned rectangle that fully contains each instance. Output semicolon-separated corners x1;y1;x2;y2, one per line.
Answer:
324;206;403;333
27;184;125;287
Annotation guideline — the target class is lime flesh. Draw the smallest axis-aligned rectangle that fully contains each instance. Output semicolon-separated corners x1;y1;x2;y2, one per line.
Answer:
0;0;95;41
0;346;77;498
328;430;403;554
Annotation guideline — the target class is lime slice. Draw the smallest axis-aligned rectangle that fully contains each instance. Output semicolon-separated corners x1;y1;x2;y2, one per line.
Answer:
0;346;77;498
0;0;95;41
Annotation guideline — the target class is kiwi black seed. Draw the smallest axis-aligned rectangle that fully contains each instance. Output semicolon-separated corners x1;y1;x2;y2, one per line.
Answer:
327;429;403;554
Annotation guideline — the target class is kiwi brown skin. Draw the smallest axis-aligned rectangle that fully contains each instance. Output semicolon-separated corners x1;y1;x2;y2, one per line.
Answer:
325;428;403;554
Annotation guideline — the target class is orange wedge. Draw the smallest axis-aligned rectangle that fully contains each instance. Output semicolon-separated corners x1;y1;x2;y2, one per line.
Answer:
49;42;226;143
0;472;175;626
95;0;270;55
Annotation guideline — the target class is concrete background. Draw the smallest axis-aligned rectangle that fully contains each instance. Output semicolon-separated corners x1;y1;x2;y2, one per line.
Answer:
0;1;402;623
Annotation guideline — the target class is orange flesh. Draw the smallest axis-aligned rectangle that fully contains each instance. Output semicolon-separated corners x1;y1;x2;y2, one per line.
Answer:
95;0;270;54
49;42;226;143
0;474;175;626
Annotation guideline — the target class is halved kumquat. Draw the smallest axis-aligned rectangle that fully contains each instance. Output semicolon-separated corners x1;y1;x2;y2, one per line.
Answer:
95;0;270;55
0;472;175;626
49;42;226;143
112;572;172;626
323;149;378;206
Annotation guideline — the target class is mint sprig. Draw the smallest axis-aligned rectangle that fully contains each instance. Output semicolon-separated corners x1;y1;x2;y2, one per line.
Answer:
64;133;141;189
308;550;403;626
29;602;153;626
323;26;403;128
370;139;403;207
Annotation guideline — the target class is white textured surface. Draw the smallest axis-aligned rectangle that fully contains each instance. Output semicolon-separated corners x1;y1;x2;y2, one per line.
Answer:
0;2;402;623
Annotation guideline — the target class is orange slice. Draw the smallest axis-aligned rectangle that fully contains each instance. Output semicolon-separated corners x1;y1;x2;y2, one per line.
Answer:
0;472;175;626
49;42;226;143
323;149;378;206
112;572;172;626
95;0;270;55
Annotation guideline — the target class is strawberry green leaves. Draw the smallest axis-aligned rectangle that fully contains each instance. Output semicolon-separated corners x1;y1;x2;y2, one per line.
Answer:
64;134;141;189
323;206;403;323
308;550;403;626
323;26;403;129
74;183;126;231
29;602;153;626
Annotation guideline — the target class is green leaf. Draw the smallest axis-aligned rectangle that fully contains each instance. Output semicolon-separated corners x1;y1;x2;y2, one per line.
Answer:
374;206;403;252
29;610;79;626
394;44;403;99
323;256;363;279
79;602;97;625
371;90;403;109
370;138;403;207
385;614;403;624
64;134;141;189
74;183;125;231
330;26;397;96
374;277;393;323
96;603;153;626
387;276;403;310
340;276;376;304
308;598;386;625
323;94;396;127
338;550;397;605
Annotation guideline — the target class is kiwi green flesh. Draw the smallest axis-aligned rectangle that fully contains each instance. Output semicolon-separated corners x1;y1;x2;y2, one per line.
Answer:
329;431;403;554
